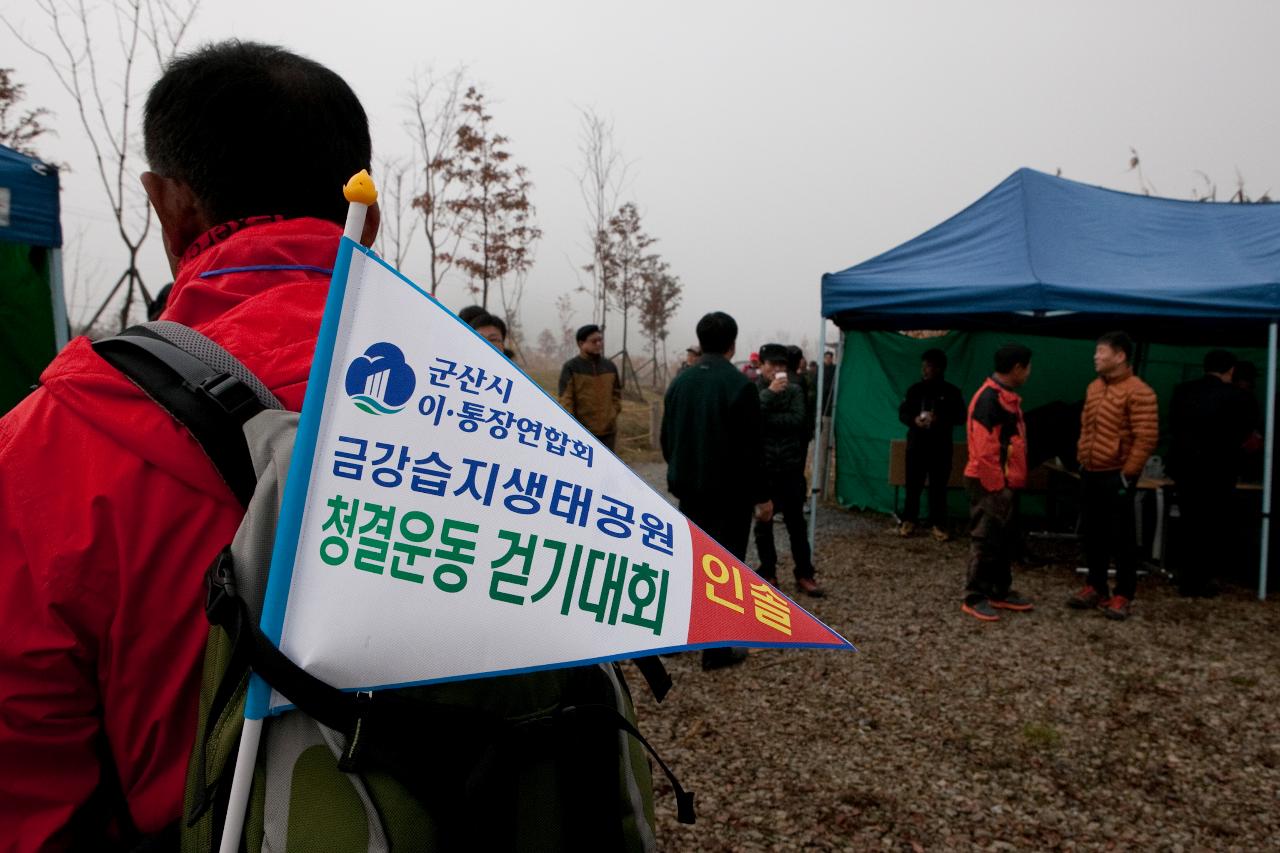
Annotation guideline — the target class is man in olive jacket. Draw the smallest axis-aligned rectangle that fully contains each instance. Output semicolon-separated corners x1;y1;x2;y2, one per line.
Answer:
662;311;773;669
755;344;823;597
558;324;623;450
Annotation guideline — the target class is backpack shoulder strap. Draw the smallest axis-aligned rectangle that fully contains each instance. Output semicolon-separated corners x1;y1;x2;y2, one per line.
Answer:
92;321;283;508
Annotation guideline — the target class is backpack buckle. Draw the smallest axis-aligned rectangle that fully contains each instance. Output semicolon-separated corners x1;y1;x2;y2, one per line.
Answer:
205;547;240;628
192;372;259;420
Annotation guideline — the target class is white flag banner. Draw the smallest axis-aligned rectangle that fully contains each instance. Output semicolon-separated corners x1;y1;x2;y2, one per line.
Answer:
249;238;851;718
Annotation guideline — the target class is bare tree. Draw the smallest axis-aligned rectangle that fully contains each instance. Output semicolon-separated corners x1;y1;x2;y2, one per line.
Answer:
601;201;655;392
638;261;682;389
555;292;577;360
4;0;201;332
406;66;467;296
440;86;541;314
576;107;628;329
0;68;53;156
373;154;420;269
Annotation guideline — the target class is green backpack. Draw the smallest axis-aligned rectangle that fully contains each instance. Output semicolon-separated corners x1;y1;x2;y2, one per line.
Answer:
94;322;693;852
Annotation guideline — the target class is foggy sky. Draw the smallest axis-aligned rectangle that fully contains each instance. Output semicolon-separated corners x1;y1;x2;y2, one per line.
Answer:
5;0;1279;357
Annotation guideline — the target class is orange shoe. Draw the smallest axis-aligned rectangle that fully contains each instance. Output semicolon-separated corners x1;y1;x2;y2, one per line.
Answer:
961;599;1000;622
990;591;1034;611
1067;585;1104;610
1103;595;1131;621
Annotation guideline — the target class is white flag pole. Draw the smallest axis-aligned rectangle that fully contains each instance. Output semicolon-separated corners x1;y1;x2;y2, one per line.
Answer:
217;171;378;853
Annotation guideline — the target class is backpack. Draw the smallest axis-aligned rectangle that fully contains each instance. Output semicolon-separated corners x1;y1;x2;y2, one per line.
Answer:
93;321;693;852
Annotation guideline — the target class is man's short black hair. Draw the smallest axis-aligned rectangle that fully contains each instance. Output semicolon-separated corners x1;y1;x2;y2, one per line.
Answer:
922;348;947;372
823;350;834;362
1097;331;1134;363
1204;349;1237;374
576;324;601;344
696;311;737;355
758;343;788;364
144;40;372;228
469;312;507;339
785;345;803;373
457;305;486;324
994;343;1032;374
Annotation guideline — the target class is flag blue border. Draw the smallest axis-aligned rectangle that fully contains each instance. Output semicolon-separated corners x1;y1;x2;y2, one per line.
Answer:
265;638;853;714
248;238;854;718
246;238;358;719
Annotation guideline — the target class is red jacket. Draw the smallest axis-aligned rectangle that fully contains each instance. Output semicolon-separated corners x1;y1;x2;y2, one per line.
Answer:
964;376;1028;491
0;217;341;850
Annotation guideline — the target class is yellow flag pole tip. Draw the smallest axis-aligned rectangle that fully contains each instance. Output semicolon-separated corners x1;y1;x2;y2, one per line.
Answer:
343;170;378;205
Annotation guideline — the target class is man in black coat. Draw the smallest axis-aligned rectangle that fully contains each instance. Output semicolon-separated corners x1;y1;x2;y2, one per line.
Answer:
897;348;966;540
754;344;824;597
662;311;773;669
1169;350;1256;597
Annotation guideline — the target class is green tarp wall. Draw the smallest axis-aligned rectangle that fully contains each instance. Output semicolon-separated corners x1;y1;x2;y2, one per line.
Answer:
833;330;1267;517
0;242;55;413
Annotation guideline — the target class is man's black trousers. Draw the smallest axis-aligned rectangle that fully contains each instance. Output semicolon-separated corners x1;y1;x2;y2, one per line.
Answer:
1080;470;1139;600
1175;472;1236;595
678;495;752;560
965;479;1015;603
902;439;953;526
753;470;814;580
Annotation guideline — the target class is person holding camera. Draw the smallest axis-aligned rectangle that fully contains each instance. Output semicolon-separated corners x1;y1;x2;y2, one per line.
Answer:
754;344;824;597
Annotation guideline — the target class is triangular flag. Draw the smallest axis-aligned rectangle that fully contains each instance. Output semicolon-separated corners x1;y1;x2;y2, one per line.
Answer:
251;238;852;717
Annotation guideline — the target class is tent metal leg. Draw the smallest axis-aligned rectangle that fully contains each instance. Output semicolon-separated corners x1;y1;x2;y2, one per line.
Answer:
808;320;828;554
49;248;69;350
1260;321;1276;601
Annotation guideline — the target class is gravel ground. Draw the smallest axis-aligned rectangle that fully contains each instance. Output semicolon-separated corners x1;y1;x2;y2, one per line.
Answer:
625;463;1280;852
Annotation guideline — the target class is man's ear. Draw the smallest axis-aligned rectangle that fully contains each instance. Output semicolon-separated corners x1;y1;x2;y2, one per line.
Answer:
360;201;381;248
141;172;209;275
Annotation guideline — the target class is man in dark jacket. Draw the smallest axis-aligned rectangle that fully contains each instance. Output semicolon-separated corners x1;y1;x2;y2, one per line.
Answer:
1169;350;1256;597
897;348;966;540
662;311;772;669
558;323;622;449
754;344;824;597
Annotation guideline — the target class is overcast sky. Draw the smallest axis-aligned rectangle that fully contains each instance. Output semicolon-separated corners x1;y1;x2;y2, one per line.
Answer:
5;0;1280;358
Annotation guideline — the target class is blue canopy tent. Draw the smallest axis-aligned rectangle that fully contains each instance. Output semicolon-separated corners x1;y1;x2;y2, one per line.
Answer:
811;168;1280;598
0;143;66;414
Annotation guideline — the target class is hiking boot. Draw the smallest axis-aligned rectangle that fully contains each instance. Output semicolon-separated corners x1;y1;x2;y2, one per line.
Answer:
930;525;951;542
990;591;1034;611
701;647;749;671
1103;595;1132;621
1066;585;1105;610
897;521;916;537
961;598;1000;622
796;577;825;598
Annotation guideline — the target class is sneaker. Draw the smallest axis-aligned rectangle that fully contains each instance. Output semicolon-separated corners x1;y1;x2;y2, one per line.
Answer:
1103;595;1132;621
961;599;1000;622
796;577;825;598
1066;586;1104;610
897;521;916;537
930;526;951;542
990;591;1034;611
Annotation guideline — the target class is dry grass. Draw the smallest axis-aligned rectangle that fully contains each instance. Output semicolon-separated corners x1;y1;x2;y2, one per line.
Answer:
530;368;664;464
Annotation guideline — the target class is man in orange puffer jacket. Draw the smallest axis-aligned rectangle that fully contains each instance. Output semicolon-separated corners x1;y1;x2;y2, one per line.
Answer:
1068;331;1159;621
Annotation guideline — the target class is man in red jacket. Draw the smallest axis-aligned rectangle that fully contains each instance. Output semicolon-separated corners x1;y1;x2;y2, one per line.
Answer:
0;41;376;850
961;343;1034;622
